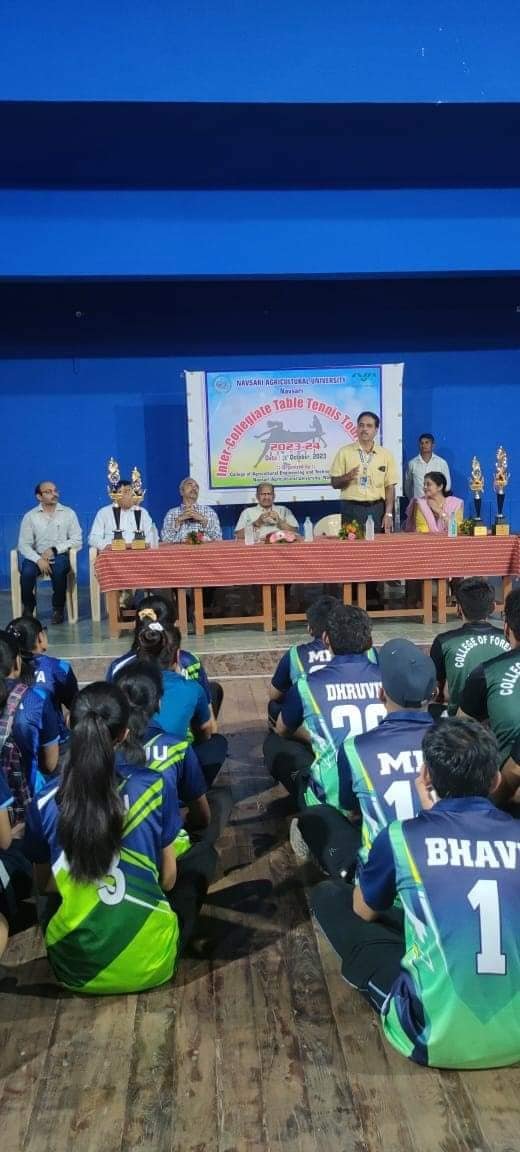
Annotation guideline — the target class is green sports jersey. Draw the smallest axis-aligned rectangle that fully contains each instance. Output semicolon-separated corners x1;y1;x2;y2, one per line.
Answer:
460;648;520;762
430;622;510;715
24;769;181;995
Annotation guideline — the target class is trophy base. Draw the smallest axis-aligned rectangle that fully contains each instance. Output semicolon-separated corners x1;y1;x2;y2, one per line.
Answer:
130;538;147;550
472;524;488;537
493;521;510;536
111;539;127;551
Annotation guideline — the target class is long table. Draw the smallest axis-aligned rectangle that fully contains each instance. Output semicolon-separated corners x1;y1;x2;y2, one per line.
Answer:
95;536;519;636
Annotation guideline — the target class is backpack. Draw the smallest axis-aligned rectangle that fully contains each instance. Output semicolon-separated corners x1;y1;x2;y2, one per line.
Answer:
0;682;30;824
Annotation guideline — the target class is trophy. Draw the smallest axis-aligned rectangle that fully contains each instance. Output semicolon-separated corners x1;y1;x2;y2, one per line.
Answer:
107;457;126;550
493;447;510;536
469;456;487;536
107;459;147;549
130;466;147;549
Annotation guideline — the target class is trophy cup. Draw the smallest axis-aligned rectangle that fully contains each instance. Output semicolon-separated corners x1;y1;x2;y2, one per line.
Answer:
107;457;126;550
130;467;147;549
469;456;487;536
493;447;510;536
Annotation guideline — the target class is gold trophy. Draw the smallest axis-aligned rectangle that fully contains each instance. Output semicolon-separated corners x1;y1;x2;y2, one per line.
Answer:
493;447;510;536
107;459;147;549
469;456;487;536
130;467;147;549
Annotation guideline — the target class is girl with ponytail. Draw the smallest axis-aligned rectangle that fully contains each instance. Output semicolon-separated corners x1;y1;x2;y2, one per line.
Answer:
23;682;183;994
6;616;78;749
0;629;60;803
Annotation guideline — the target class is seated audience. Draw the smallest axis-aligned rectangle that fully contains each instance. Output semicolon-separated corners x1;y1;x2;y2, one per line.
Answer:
88;478;158;549
24;683;216;994
291;639;436;876
137;621;228;785
114;661;232;853
234;483;299;541
430;578;510;716
106;594;223;718
6;616;78;749
161;477;222;543
459;588;520;764
268;594;339;726
0;629;59;808
405;471;463;534
17;481;82;624
264;605;383;806
310;719;520;1069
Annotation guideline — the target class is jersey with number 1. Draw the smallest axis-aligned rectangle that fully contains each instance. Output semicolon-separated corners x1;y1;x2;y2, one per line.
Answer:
360;798;520;1068
284;652;384;809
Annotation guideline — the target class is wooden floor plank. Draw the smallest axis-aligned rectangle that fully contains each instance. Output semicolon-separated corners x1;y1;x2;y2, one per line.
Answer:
170;958;219;1152
120;985;176;1152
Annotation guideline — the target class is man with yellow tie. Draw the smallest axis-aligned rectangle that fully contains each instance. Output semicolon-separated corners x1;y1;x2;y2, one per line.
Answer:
330;411;398;534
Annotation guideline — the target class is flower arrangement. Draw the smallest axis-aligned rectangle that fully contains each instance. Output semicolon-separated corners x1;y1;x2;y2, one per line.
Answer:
267;530;297;544
186;530;205;544
338;520;363;541
458;518;476;537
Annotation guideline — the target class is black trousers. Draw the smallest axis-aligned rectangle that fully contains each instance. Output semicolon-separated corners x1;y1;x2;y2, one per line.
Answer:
263;731;314;804
297;803;361;880
310;881;404;1012
193;733;228;787
168;841;218;951
209;680;224;718
20;552;71;612
189;785;233;848
340;499;386;533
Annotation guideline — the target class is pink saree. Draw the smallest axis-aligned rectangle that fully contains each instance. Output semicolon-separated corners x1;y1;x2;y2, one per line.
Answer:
405;495;463;533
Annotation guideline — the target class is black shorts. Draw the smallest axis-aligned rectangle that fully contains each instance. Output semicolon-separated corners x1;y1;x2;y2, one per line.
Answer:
0;843;33;928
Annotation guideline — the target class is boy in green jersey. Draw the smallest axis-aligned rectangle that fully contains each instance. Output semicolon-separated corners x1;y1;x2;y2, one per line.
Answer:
430;577;509;715
460;588;520;764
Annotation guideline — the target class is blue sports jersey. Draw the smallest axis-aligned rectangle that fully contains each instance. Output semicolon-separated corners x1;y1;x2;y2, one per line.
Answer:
152;670;210;742
5;678;60;796
143;724;207;804
272;639;332;693
360;798;520;1068
106;648;211;702
338;711;433;860
33;653;78;743
281;653;384;809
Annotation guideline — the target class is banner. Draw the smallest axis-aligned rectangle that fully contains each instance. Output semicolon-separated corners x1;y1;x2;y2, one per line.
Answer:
185;364;403;505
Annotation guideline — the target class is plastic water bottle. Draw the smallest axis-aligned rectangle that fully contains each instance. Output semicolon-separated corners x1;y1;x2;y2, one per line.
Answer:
244;521;255;545
448;513;457;538
304;516;313;542
365;515;375;541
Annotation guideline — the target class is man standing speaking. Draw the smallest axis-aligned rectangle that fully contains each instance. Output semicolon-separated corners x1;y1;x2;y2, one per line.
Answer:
330;411;397;534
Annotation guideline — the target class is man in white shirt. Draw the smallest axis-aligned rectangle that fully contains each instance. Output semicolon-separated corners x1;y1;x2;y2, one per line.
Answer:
234;483;300;540
89;480;158;550
18;481;83;624
404;434;451;500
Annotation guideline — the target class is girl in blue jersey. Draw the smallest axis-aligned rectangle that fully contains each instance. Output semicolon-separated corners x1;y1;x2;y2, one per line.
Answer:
0;630;59;804
6;616;78;748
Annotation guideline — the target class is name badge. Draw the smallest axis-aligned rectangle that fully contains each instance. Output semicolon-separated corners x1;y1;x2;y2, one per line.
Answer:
359;474;369;489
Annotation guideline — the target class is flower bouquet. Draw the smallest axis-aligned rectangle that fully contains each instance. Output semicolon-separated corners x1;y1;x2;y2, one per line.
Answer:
267;530;298;544
186;530;205;544
338;520;363;541
458;518;477;537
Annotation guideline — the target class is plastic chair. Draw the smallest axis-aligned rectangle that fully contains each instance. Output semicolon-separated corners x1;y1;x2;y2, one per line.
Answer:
89;546;101;622
313;513;341;538
10;548;79;623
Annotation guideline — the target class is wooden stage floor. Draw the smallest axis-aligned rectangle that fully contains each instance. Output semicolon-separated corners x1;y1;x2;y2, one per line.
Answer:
1;673;520;1152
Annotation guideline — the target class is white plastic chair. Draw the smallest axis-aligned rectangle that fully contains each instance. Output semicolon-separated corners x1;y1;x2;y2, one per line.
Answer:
313;513;341;537
10;548;79;623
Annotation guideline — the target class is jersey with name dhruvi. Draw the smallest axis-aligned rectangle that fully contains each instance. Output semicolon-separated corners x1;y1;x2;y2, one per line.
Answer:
460;649;520;762
23;766;181;994
32;653;78;742
360;797;520;1068
280;651;384;809
430;623;510;715
338;711;433;862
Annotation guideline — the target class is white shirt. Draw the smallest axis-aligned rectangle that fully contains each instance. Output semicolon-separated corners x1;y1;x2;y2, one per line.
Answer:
18;503;83;562
404;453;452;499
88;504;158;550
235;504;299;541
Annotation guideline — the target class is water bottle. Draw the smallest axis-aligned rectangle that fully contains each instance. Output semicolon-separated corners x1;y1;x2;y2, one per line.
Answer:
365;514;375;541
304;516;313;542
448;513;457;538
244;521;255;545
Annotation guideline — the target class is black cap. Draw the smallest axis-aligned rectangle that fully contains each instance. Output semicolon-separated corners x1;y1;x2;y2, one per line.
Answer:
378;639;436;708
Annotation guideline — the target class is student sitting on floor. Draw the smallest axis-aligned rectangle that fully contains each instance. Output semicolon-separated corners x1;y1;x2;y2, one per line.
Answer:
0;629;60;806
429;577;510;716
106;593;223;718
290;639;436;876
136;621;228;786
114;660;233;851
0;769;32;967
6;616;78;751
264;605;383;807
268;595;340;727
311;719;520;1069
23;683;217;995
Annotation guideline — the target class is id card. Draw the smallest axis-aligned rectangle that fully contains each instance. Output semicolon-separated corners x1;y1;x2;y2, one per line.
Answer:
359;474;369;489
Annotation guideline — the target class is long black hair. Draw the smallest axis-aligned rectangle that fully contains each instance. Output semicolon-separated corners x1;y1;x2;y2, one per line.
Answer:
113;660;163;765
0;630;20;712
5;617;41;684
136;622;181;670
57;683;129;883
131;594;177;652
